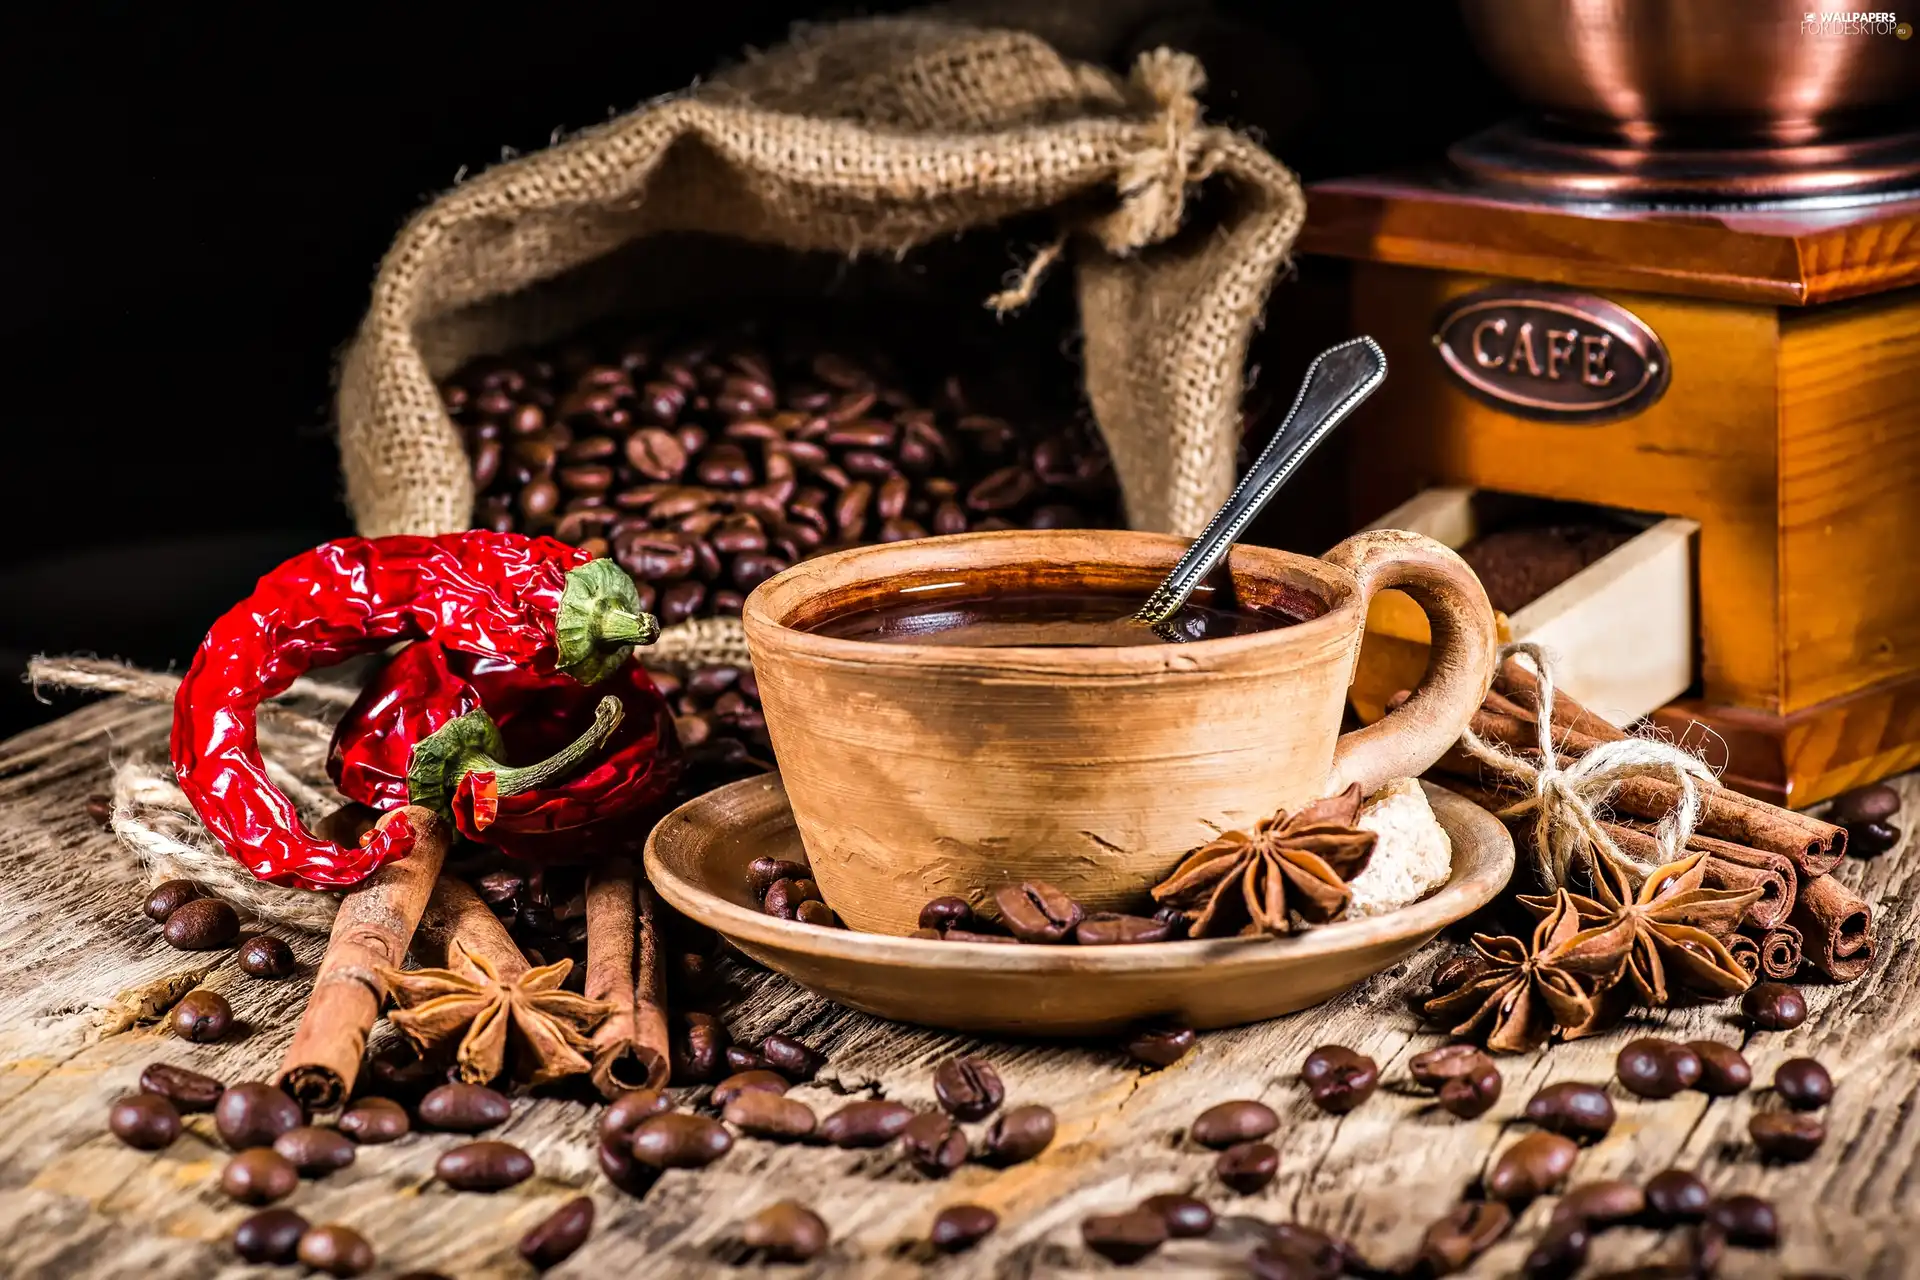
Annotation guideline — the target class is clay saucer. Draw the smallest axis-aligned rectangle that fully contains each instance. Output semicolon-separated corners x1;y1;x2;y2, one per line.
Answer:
645;776;1514;1036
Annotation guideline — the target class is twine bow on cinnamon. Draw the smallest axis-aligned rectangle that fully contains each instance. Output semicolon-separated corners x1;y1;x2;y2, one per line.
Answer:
988;48;1225;314
1458;643;1720;891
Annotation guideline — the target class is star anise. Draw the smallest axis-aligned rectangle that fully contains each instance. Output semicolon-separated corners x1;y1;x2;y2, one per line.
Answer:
377;940;612;1088
1522;851;1760;1005
1422;890;1607;1053
1150;784;1378;938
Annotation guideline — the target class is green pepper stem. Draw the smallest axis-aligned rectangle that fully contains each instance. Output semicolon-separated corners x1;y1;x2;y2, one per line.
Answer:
593;608;659;648
478;696;625;798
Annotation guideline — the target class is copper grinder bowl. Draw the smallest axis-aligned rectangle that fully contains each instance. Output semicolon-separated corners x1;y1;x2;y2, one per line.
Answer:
1460;0;1920;146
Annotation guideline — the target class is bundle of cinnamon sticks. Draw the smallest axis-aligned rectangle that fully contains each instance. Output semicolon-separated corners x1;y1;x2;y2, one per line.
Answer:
1423;660;1876;985
277;808;671;1109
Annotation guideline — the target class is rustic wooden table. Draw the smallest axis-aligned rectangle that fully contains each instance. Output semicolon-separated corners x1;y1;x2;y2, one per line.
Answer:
0;698;1912;1278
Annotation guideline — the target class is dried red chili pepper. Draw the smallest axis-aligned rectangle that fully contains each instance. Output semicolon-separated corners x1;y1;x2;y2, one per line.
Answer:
172;532;657;889
327;641;680;863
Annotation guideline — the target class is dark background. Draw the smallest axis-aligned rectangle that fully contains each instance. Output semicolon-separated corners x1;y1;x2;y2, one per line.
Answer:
0;2;1512;736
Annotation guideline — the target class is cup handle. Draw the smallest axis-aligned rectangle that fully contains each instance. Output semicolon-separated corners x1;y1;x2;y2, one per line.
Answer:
1320;528;1498;798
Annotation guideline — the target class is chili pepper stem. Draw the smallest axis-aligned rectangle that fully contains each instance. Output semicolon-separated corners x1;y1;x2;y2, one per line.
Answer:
555;559;660;684
492;696;625;798
406;696;624;816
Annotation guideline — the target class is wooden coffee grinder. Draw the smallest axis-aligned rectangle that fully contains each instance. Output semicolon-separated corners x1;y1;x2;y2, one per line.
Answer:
1305;1;1920;804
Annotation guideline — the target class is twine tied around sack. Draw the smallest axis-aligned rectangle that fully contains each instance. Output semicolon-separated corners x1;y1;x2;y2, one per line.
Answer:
988;47;1224;314
1458;643;1719;891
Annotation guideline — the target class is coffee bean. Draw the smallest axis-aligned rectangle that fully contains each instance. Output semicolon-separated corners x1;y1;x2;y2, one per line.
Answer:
109;1092;180;1150
1252;1223;1356;1278
418;1082;511;1132
1426;954;1483;1000
1774;1057;1833;1108
1216;1140;1280;1194
598;1134;656;1197
761;1033;825;1081
1409;1043;1492;1089
744;855;806;898
1687;1041;1753;1096
437;1139;536;1190
1642;1168;1712;1225
1616;1038;1702;1099
742;1200;829;1262
1486;1131;1579;1202
1439;1061;1504;1120
1523;1081;1615;1141
297;1224;376;1277
1081;1209;1168;1265
631;1114;733;1168
1551;1178;1646;1230
1750;1109;1826;1161
939;928;1017;944
933;1056;1003;1121
673;1012;729;1082
820;1100;916;1149
1074;913;1172;945
215;1081;303;1150
162;896;240;950
222;1148;299;1204
1708;1193;1779;1248
726;1045;772;1074
600;1088;673;1146
1139;1193;1214;1238
1190;1099;1279;1149
725;1090;818;1142
239;934;297;978
762;878;817;920
233;1208;308;1264
338;1097;410;1144
273;1126;355;1176
712;1069;789;1108
983;1104;1057;1166
1417;1200;1512;1274
795;900;841;928
139;1061;223;1112
521;1196;595;1270
172;989;232;1043
1301;1045;1378;1114
1124;1022;1196;1068
993;881;1084;943
1848;819;1902;856
930;1203;997;1253
1520;1221;1589;1280
1828;781;1900;828
918;896;973;932
1742;981;1808;1030
144;879;201;923
901;1110;969;1177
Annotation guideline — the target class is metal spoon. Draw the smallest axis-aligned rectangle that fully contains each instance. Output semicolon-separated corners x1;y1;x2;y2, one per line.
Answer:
1135;335;1388;631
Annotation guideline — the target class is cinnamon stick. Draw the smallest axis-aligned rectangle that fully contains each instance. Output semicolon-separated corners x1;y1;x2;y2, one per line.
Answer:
1755;924;1804;981
1449;707;1848;877
413;875;530;980
1790;874;1876;983
1728;932;1762;979
279;806;450;1110
1491;657;1629;744
1688;835;1796;930
586;857;669;1097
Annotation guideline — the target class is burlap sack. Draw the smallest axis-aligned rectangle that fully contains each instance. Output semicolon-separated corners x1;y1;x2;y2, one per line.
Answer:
336;17;1304;660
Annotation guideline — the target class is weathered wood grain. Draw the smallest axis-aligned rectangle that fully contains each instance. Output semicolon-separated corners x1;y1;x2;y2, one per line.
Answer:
0;697;1914;1277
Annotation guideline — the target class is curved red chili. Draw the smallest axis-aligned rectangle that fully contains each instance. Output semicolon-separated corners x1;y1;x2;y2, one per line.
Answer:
326;641;680;863
172;532;656;889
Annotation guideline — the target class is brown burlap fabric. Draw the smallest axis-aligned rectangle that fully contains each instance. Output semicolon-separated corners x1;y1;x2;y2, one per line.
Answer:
336;17;1304;662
